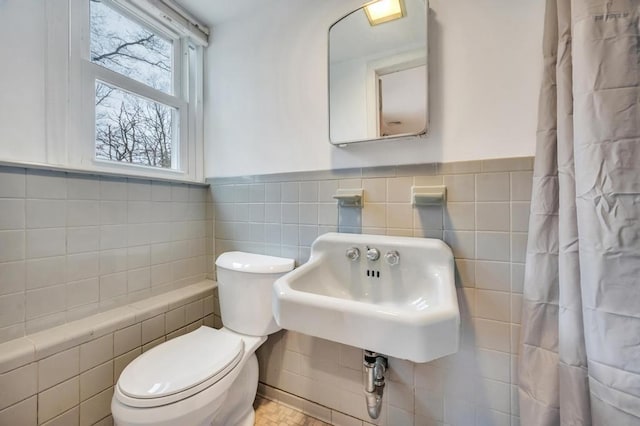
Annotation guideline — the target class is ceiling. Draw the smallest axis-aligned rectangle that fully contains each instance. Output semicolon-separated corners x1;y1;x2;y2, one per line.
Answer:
173;0;266;26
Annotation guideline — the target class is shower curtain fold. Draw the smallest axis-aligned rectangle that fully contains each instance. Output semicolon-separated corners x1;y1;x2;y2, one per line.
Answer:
518;0;640;424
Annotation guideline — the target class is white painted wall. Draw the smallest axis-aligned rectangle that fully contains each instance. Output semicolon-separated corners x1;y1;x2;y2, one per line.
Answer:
203;0;545;177
0;1;47;164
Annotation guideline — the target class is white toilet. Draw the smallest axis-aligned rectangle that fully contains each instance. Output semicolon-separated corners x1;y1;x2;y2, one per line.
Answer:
111;252;294;426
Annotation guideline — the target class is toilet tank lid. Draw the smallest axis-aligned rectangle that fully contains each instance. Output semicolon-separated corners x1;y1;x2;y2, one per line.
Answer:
215;251;294;274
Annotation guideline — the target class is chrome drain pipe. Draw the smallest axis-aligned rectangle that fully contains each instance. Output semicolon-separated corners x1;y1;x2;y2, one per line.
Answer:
363;350;388;419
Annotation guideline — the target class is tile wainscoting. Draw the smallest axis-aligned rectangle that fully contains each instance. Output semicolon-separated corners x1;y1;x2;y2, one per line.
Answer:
0;166;215;343
209;157;533;426
0;281;217;426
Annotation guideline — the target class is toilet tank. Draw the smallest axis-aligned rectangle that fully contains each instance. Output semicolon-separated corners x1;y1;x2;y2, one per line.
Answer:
215;252;294;336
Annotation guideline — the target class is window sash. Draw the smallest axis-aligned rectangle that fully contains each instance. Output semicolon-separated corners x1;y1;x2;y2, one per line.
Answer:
87;61;188;171
63;0;203;181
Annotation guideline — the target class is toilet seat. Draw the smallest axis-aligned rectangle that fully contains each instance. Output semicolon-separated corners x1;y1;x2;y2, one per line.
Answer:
116;326;244;408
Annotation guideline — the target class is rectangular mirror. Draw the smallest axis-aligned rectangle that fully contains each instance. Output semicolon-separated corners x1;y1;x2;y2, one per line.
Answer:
329;0;428;146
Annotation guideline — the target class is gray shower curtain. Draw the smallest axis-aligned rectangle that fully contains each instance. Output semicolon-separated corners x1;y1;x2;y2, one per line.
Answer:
518;0;640;425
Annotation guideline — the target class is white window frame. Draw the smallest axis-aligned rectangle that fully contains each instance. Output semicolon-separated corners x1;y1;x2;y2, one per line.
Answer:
64;0;204;181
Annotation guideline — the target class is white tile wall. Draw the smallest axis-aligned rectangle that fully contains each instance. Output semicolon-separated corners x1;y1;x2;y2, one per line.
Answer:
210;157;533;426
0;166;214;343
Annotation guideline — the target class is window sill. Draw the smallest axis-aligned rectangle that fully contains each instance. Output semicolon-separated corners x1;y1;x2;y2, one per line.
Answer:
0;159;208;186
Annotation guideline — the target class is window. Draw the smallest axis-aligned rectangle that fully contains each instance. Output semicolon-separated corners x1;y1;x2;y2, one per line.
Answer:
71;0;207;178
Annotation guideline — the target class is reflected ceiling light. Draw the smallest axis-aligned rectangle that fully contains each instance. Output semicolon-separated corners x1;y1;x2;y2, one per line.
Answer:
364;0;406;26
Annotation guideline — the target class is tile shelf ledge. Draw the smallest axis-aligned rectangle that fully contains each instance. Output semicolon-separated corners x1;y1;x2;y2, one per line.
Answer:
0;159;209;186
0;280;216;375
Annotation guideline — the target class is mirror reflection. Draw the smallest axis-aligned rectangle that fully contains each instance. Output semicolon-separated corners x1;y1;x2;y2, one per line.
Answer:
329;0;428;145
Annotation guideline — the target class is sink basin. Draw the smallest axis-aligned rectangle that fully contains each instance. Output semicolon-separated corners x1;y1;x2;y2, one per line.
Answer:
273;233;459;363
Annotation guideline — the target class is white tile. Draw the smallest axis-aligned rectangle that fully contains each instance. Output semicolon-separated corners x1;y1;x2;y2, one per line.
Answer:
99;201;127;225
476;232;510;262
41;406;79;426
66;252;99;282
0;261;25;296
100;178;127;201
387;381;414;412
475;261;510;291
113;348;141;383
26;170;67;200
67;200;99;227
99;272;127;300
387;177;412;203
476;290;510;322
511;263;524;293
473;319;511;353
38;347;80;391
476;408;510;426
476;378;510;413
67;175;100;200
114;323;141;357
99;225;128;250
171;184;189;202
444;397;475;426
0;293;24;328
0;199;25;230
0;395;36;426
127;268;151;293
363;178;387;203
141;314;165;344
127;246;150;270
80;387;113;426
387;405;413;426
476;173;510;201
151;182;172;202
28;313;65;337
25;228;66;258
0;363;37;410
511;202;530;232
0;230;25;262
38;377;79;424
80;334;113;372
444;202;475;231
510;172;533;201
165;306;186;333
443;231;475;259
0;166;26;198
25;285;65;320
99;248;128;275
511;233;528;263
511;295;523;324
476;203;510;232
414;391;443;421
151;263;172;287
476;348;511;383
25;200;66;229
386;203;412;229
67;227;99;254
127;180;151;201
443;175;475;202
127;201;152;224
80;361;113;400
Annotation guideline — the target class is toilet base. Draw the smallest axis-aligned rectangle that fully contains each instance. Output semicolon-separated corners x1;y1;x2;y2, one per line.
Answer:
113;351;261;426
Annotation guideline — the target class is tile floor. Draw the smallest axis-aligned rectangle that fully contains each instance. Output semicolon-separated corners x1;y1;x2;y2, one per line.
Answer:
254;396;330;426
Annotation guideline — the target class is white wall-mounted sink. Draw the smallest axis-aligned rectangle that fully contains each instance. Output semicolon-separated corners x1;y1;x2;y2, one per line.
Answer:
273;233;460;363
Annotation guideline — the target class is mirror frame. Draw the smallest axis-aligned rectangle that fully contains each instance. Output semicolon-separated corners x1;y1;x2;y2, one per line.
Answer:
328;0;429;147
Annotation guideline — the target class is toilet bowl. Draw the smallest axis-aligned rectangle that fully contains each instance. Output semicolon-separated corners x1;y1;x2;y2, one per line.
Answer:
111;252;294;426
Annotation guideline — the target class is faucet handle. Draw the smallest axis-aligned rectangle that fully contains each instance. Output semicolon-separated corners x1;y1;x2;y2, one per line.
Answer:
366;246;380;261
346;247;360;261
384;250;400;266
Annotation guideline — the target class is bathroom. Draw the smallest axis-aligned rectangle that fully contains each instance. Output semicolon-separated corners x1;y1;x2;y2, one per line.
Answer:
0;0;638;425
